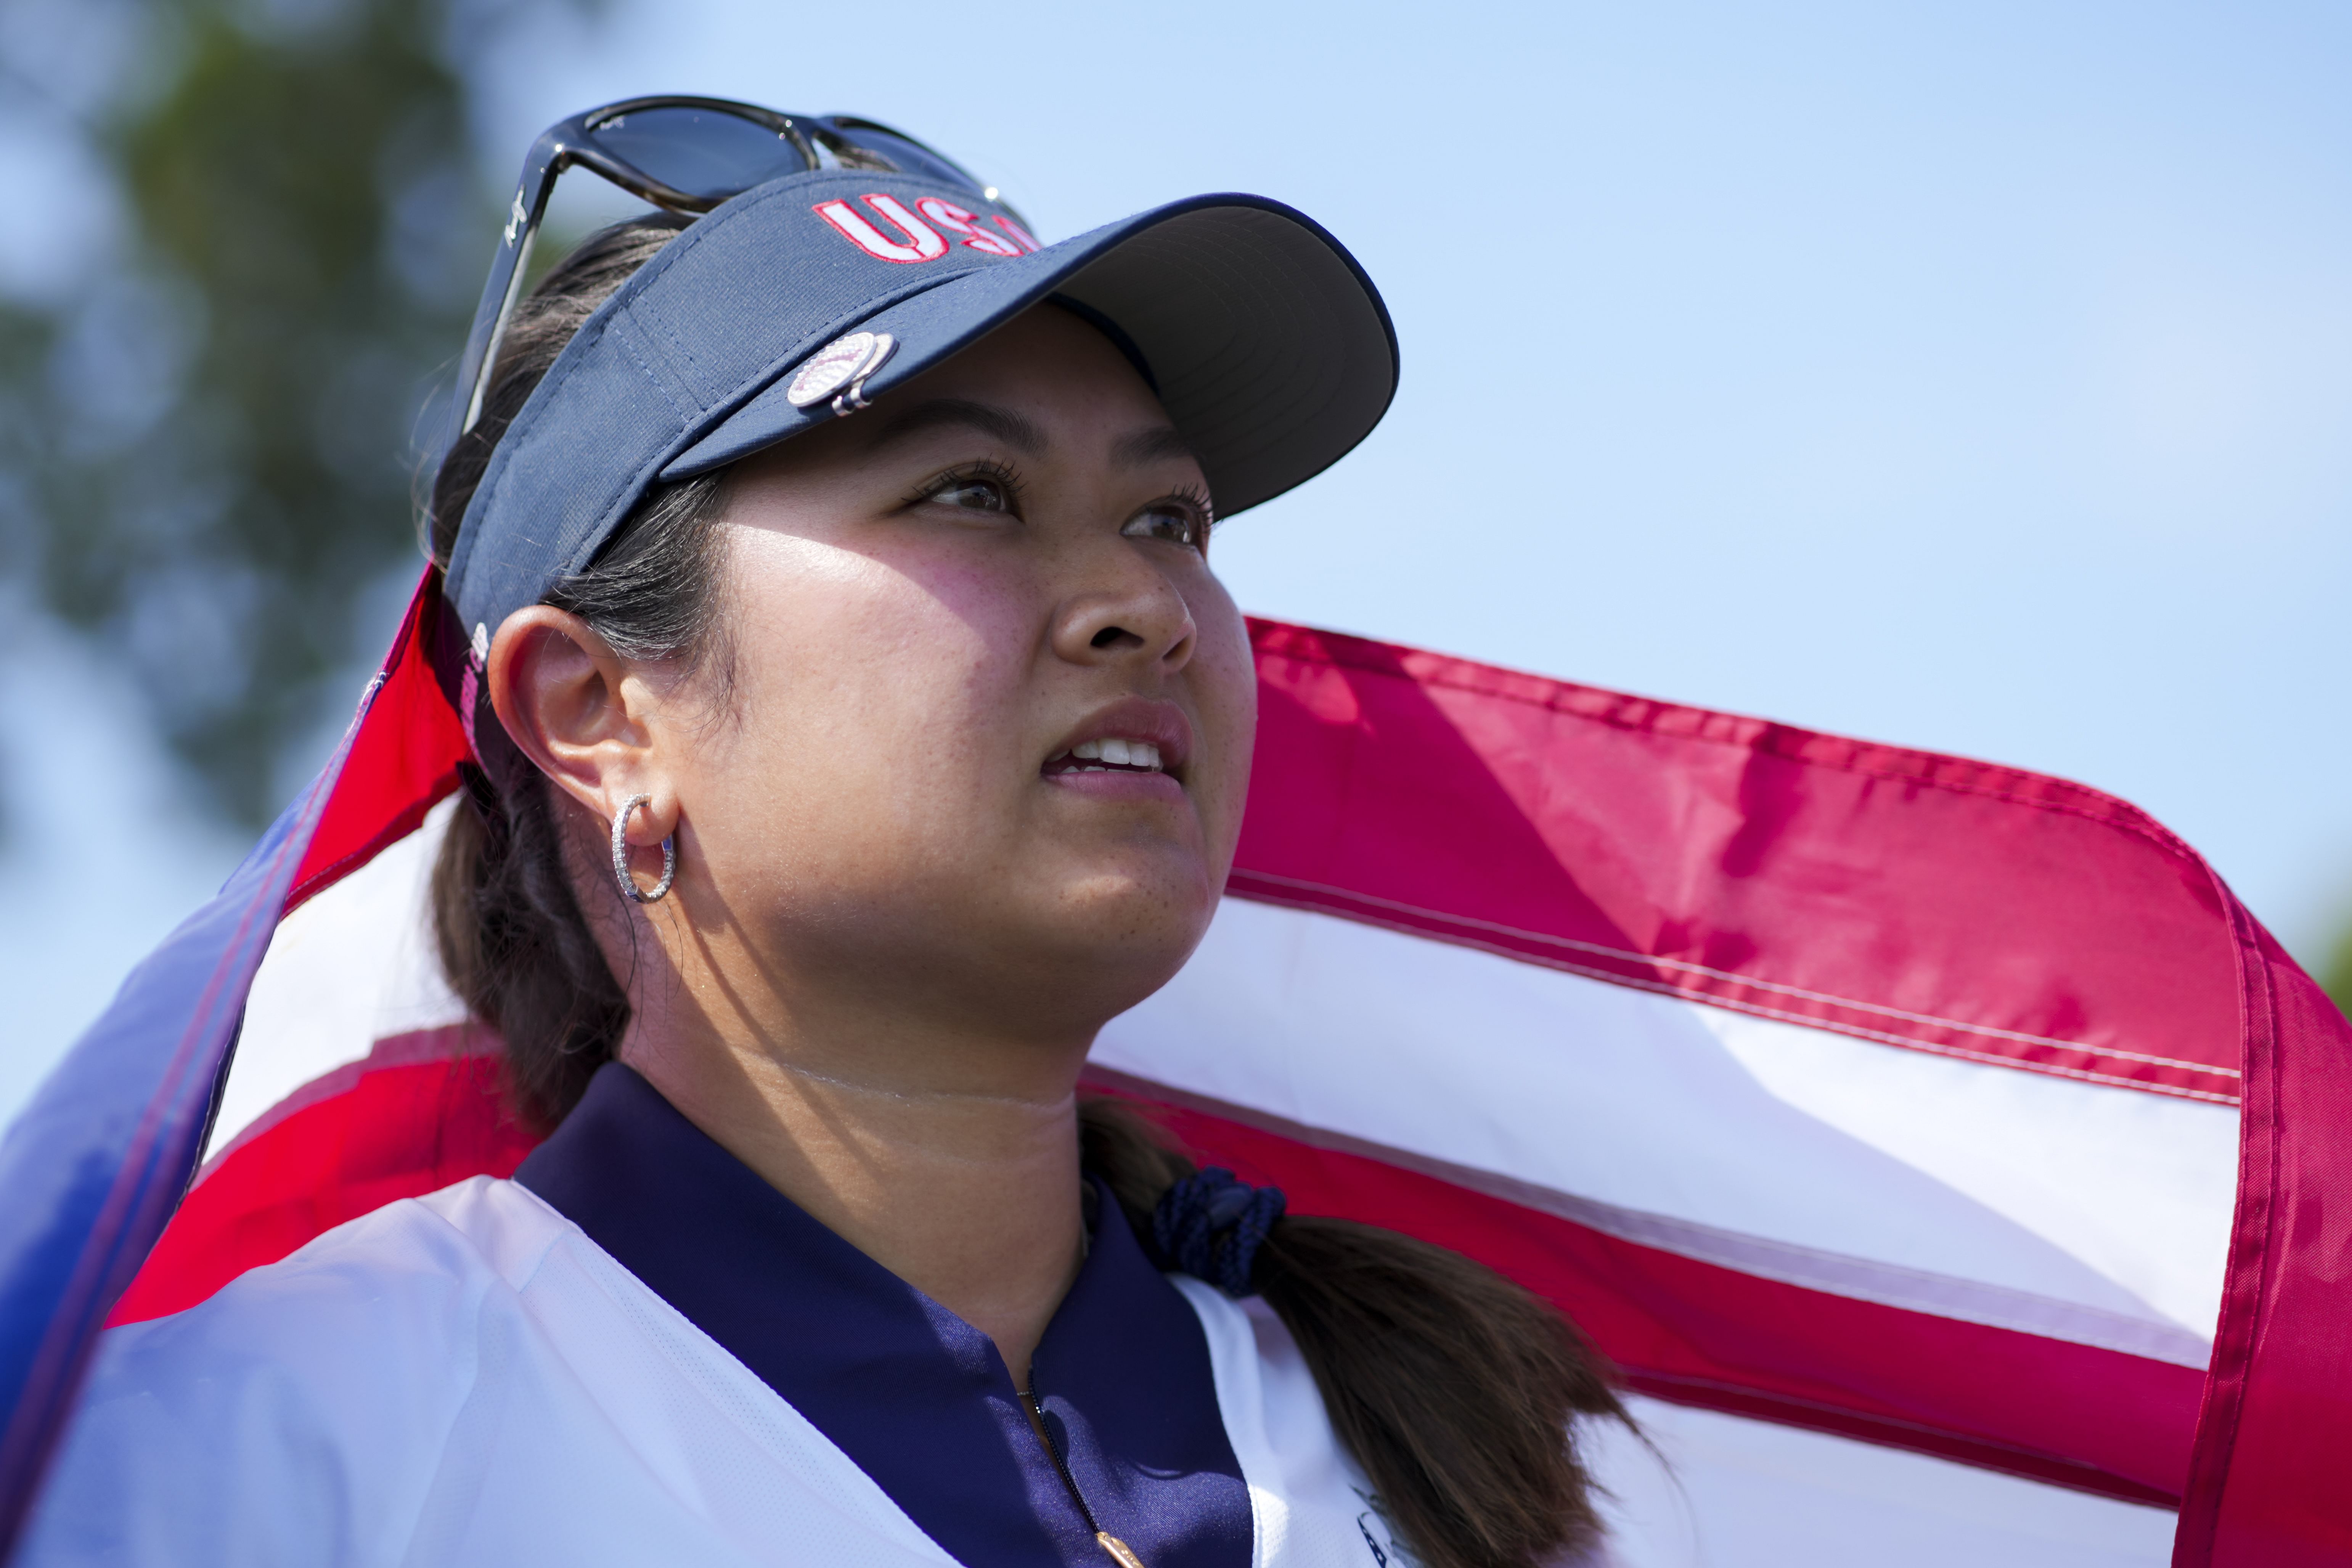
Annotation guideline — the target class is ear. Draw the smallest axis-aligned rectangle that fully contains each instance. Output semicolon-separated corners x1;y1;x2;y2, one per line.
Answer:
485;606;678;844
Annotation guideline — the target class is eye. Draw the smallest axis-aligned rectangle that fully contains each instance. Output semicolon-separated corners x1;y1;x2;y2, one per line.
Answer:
918;465;1020;516
1122;496;1213;553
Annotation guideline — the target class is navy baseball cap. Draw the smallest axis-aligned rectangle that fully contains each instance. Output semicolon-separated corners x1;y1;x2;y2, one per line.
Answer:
443;166;1398;647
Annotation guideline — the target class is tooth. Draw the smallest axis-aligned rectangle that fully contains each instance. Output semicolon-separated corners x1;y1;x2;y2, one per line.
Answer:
1135;742;1161;771
1074;739;1102;761
1102;738;1133;766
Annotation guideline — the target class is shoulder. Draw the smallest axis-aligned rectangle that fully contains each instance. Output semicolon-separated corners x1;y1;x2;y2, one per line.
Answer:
24;1179;953;1568
19;1177;565;1567
82;1173;565;1408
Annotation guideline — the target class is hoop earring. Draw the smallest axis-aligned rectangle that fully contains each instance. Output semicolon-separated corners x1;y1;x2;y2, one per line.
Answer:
610;794;677;904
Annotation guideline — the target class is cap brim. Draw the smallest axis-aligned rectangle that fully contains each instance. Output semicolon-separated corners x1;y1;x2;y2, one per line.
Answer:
660;195;1398;519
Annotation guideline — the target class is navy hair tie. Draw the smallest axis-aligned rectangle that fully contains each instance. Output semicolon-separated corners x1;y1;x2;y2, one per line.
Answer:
1152;1168;1287;1298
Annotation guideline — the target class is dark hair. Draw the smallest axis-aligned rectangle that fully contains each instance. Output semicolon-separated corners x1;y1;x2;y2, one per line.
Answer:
428;218;1631;1568
426;215;734;1124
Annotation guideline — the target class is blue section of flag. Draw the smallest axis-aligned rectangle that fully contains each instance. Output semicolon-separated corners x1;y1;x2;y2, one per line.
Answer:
0;758;339;1551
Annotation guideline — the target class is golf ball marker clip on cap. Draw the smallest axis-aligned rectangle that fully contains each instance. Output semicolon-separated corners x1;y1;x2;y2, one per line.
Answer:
787;331;896;412
442;165;1398;649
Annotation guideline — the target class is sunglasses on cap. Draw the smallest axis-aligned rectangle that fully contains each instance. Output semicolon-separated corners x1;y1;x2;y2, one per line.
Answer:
452;96;1018;443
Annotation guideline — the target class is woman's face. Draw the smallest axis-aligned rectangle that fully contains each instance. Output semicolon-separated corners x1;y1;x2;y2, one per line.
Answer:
656;305;1255;1045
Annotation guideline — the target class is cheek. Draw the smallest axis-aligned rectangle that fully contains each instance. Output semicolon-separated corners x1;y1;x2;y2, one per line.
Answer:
703;533;1038;817
1189;584;1260;840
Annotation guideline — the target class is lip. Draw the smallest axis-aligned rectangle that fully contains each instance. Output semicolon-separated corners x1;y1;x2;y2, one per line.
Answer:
1043;696;1195;786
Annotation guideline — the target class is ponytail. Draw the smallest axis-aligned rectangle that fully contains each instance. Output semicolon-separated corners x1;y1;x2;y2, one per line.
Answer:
1080;1100;1629;1568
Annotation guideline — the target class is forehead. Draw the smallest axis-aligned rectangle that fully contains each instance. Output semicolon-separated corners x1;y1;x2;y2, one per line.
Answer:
885;304;1172;429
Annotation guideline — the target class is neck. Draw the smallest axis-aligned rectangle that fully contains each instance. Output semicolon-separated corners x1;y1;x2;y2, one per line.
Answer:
617;978;1091;1387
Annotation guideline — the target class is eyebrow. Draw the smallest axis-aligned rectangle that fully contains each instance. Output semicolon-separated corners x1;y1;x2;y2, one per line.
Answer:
865;397;1197;472
1110;424;1197;470
866;398;1047;457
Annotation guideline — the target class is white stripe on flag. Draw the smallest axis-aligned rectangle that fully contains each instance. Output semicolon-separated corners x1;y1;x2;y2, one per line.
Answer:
207;798;466;1165
1587;1396;2176;1566
1094;896;2236;1352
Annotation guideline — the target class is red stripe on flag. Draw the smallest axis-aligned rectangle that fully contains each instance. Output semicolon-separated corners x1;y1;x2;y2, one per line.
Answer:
1094;1076;2198;1506
1239;620;2241;1102
284;571;469;916
2173;923;2352;1565
109;1028;536;1327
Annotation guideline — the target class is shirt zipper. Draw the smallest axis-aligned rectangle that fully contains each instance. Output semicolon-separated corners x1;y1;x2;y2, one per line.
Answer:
1021;1380;1148;1568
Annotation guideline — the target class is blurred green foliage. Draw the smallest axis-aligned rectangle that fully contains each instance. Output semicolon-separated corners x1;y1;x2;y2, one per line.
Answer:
2321;928;2352;1021
2;0;492;824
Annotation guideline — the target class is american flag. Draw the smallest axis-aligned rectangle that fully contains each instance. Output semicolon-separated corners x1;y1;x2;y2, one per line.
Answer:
2;569;2342;1563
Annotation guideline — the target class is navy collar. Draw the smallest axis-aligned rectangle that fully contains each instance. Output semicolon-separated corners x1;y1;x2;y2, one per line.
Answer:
516;1063;1253;1568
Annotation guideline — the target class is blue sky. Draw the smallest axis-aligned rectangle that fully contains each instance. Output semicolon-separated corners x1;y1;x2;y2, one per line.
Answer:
6;0;2349;1115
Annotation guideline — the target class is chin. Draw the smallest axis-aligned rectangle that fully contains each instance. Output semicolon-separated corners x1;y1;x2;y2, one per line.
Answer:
1033;867;1223;1001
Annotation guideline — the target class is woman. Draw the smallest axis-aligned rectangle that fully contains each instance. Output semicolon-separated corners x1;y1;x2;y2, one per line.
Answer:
24;101;1625;1567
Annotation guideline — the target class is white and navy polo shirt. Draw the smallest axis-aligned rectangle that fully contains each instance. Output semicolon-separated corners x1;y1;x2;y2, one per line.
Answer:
19;1064;1416;1568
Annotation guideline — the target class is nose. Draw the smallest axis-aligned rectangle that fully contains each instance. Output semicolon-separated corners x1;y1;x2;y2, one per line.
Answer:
1049;551;1197;673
